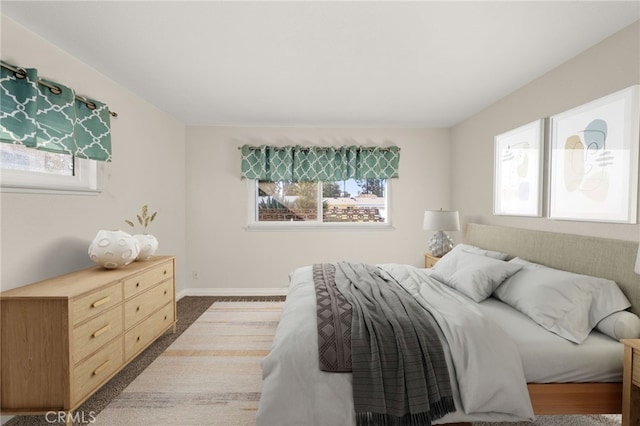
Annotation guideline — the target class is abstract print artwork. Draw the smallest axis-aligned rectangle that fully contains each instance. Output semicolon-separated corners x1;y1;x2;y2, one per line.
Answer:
549;85;639;223
493;119;544;216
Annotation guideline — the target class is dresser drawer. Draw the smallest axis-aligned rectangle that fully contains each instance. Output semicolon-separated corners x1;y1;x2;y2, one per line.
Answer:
123;261;173;299
125;302;174;361
72;336;123;405
124;279;174;330
633;348;640;387
72;282;122;325
73;305;123;364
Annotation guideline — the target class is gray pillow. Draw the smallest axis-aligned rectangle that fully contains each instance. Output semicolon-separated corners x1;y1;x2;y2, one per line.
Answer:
448;243;509;260
595;311;640;340
431;250;522;302
494;258;631;344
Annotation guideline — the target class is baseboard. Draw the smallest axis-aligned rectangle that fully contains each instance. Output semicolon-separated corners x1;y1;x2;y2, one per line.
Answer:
177;287;288;300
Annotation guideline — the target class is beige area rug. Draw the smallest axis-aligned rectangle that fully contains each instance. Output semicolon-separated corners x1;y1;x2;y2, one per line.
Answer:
93;301;284;426
93;300;622;426
473;414;621;426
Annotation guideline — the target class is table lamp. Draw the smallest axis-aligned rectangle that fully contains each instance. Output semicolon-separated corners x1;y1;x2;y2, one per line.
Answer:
423;209;460;257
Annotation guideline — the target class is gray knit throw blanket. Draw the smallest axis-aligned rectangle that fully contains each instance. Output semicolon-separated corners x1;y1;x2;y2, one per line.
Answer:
318;262;455;426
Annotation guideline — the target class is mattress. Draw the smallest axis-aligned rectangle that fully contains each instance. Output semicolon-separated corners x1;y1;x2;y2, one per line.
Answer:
477;296;623;383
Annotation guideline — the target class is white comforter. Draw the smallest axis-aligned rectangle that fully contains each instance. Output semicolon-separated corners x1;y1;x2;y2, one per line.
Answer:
256;264;535;426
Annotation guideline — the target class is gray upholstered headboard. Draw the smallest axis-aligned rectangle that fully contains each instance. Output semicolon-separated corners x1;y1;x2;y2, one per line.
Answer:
465;223;640;316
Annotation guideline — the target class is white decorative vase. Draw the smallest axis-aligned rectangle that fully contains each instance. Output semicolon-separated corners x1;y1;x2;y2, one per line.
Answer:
88;230;139;269
134;234;159;261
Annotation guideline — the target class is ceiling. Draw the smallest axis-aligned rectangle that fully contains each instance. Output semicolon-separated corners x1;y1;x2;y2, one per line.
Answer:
2;1;639;128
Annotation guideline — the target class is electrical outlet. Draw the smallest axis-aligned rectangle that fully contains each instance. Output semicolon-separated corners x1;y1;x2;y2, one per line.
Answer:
192;270;199;280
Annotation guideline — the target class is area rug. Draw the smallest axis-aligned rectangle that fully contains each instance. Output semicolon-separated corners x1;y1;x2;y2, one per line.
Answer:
91;299;621;426
473;414;621;426
93;301;284;426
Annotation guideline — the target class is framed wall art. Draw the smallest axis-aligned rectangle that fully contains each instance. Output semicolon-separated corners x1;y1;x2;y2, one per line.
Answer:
493;119;544;217
548;85;640;223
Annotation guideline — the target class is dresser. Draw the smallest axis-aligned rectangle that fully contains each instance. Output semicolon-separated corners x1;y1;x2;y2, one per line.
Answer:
0;256;176;419
622;339;640;426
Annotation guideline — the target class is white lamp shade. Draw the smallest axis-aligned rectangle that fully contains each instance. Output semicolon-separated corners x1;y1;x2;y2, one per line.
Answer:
423;210;460;231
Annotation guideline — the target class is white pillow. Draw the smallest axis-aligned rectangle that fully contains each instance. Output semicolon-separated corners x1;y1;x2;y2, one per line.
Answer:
494;258;631;344
431;250;522;302
446;243;509;260
595;311;640;340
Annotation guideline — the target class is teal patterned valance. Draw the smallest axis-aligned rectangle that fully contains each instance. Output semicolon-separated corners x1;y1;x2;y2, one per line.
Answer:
0;60;114;162
240;145;400;181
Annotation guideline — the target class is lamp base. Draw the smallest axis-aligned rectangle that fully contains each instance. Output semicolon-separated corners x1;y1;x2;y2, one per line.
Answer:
428;231;454;257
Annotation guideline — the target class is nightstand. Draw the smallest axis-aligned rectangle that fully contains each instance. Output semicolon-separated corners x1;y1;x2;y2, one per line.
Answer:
622;339;640;426
424;253;441;268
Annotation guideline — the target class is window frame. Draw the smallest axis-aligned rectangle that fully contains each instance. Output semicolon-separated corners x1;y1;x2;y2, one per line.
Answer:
246;179;393;230
0;149;99;195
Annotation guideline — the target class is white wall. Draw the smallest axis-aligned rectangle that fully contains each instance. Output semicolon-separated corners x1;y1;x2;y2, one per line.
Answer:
185;126;451;293
0;17;188;293
3;13;638;299
451;21;640;241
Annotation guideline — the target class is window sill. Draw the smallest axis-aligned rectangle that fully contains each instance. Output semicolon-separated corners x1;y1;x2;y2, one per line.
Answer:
0;184;101;196
244;223;395;232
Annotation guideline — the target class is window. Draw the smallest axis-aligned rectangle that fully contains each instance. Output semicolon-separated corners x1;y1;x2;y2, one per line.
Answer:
0;144;98;194
240;144;399;228
249;178;389;227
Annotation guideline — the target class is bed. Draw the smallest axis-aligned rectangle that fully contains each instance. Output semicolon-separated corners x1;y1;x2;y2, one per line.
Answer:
256;223;640;425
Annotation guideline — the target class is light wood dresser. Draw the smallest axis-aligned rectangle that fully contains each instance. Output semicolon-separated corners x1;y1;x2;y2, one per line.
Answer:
622;338;640;426
0;255;176;422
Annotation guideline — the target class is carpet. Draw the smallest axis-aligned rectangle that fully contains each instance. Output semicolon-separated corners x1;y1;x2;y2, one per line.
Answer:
93;301;284;426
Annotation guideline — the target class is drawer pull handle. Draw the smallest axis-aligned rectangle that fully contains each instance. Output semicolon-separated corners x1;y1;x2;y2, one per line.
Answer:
136;306;140;312
136;336;141;342
163;270;167;275
92;324;110;338
92;360;110;376
164;290;167;295
91;296;110;308
136;282;140;288
164;315;168;321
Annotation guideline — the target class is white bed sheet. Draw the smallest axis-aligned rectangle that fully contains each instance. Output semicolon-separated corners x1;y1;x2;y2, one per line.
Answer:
256;264;535;426
477;297;624;383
